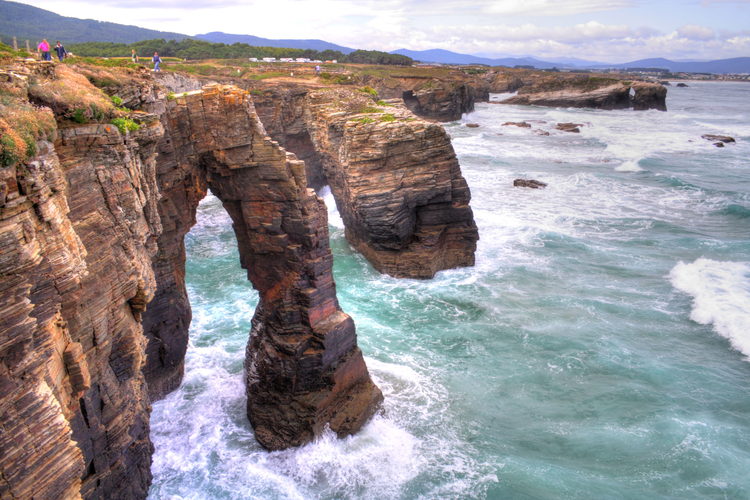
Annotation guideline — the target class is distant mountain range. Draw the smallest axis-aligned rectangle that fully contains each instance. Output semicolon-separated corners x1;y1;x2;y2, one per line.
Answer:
1;0;748;74
391;48;750;74
195;32;355;54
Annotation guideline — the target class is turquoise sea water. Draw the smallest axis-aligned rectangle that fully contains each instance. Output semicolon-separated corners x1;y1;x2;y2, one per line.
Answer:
148;82;750;499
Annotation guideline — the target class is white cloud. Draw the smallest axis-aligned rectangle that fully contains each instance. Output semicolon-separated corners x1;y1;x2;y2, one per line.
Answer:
677;24;715;40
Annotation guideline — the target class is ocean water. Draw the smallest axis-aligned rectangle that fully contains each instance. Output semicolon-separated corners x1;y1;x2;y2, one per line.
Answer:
148;81;750;500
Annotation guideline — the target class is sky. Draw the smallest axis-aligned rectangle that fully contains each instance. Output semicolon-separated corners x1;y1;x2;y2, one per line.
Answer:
21;0;750;61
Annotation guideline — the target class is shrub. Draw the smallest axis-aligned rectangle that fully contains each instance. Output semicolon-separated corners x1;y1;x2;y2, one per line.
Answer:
380;114;396;122
359;86;377;96
111;95;123;106
111;117;141;134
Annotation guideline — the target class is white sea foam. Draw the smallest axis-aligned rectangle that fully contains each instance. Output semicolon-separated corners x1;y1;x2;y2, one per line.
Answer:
319;185;345;229
670;258;750;359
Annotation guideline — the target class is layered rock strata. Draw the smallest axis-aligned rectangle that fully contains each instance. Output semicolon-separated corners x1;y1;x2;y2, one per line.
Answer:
2;63;382;499
143;85;382;449
500;80;667;111
303;88;478;279
1;67;163;498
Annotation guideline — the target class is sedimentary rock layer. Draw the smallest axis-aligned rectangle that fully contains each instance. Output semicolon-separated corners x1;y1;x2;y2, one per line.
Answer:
2;64;382;499
1;65;163;498
303;88;478;279
143;85;382;450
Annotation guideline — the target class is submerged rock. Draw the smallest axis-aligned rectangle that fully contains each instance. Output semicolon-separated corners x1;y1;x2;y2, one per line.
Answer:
514;179;548;189
556;122;583;133
702;134;735;144
502;121;531;128
676;83;689;87
466;123;480;128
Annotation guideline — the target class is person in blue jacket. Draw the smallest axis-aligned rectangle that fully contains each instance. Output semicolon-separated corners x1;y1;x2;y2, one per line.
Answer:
152;52;162;72
54;41;66;62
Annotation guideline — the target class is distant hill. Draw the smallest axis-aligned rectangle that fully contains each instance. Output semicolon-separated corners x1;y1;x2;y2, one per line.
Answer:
391;48;750;74
196;32;355;54
391;48;559;69
0;0;187;44
596;57;750;74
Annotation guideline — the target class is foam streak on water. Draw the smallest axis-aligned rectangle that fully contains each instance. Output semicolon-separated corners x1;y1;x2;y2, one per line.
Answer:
670;258;750;358
151;82;750;499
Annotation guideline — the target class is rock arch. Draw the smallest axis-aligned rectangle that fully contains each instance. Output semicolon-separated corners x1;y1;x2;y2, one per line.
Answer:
141;85;382;450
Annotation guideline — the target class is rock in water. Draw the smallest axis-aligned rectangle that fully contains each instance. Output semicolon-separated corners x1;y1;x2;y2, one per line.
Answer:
514;179;548;189
503;121;532;128
702;134;735;144
676;83;689;87
556;122;583;133
466;123;480;128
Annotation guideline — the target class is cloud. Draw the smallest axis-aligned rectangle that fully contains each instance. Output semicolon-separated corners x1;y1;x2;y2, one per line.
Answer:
677;24;715;40
485;0;633;16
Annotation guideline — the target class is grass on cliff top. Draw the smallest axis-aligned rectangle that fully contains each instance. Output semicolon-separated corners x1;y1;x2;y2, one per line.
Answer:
528;75;622;93
0;96;56;167
28;64;117;124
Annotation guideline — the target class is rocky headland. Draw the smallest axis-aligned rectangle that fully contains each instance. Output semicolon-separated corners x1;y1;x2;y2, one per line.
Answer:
0;58;481;499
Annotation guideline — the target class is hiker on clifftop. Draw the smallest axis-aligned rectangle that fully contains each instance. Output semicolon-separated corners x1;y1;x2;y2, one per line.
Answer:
131;49;139;63
152;52;161;72
37;39;51;61
54;41;67;62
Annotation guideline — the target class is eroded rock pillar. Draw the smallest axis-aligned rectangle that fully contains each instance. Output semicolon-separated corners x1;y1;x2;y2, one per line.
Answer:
152;85;382;449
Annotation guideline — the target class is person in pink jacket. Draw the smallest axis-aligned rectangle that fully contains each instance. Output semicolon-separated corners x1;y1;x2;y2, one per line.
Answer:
37;39;51;61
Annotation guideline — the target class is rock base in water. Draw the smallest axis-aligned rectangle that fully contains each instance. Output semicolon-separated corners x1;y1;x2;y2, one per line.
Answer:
514;179;548;189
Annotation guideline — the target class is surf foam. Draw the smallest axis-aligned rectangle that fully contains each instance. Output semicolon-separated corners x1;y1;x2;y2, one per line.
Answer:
670;258;750;359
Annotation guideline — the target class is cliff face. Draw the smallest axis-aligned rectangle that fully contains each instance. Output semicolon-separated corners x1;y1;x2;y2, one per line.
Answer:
2;64;382;498
246;84;478;279
304;88;478;278
498;78;667;111
1;64;162;499
142;85;382;450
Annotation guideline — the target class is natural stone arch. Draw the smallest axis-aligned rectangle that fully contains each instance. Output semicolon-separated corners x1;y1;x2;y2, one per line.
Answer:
141;85;381;449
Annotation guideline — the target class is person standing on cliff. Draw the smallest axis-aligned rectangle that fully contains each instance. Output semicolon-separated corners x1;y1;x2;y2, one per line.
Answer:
131;49;139;63
54;41;66;62
152;52;161;72
37;39;50;61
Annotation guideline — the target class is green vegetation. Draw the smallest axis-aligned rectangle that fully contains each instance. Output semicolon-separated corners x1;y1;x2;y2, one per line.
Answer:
359;106;383;114
380;113;396;122
110;95;123;106
352;117;375;124
0;96;56;167
110;117;140;134
376;100;392;107
67;39;412;65
359;86;378;96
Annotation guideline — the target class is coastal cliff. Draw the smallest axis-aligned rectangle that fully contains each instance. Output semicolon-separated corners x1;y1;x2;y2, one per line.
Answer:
1;63;385;498
245;84;478;279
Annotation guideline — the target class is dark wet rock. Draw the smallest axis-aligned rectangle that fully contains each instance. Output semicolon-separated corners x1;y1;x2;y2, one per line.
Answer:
514;179;548;189
535;129;550;136
714;142;725;148
702;134;735;144
676;83;689;87
466;123;480;128
502;121;531;128
556;122;583;133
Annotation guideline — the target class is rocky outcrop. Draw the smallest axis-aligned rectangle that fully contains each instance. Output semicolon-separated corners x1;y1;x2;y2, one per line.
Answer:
630;82;668;111
1;64;163;498
556;122;583;133
303;88;478;279
2;63;383;498
514;179;547;189
498;78;666;111
401;82;475;121
702;134;735;144
227;82;479;280
143;85;382;450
